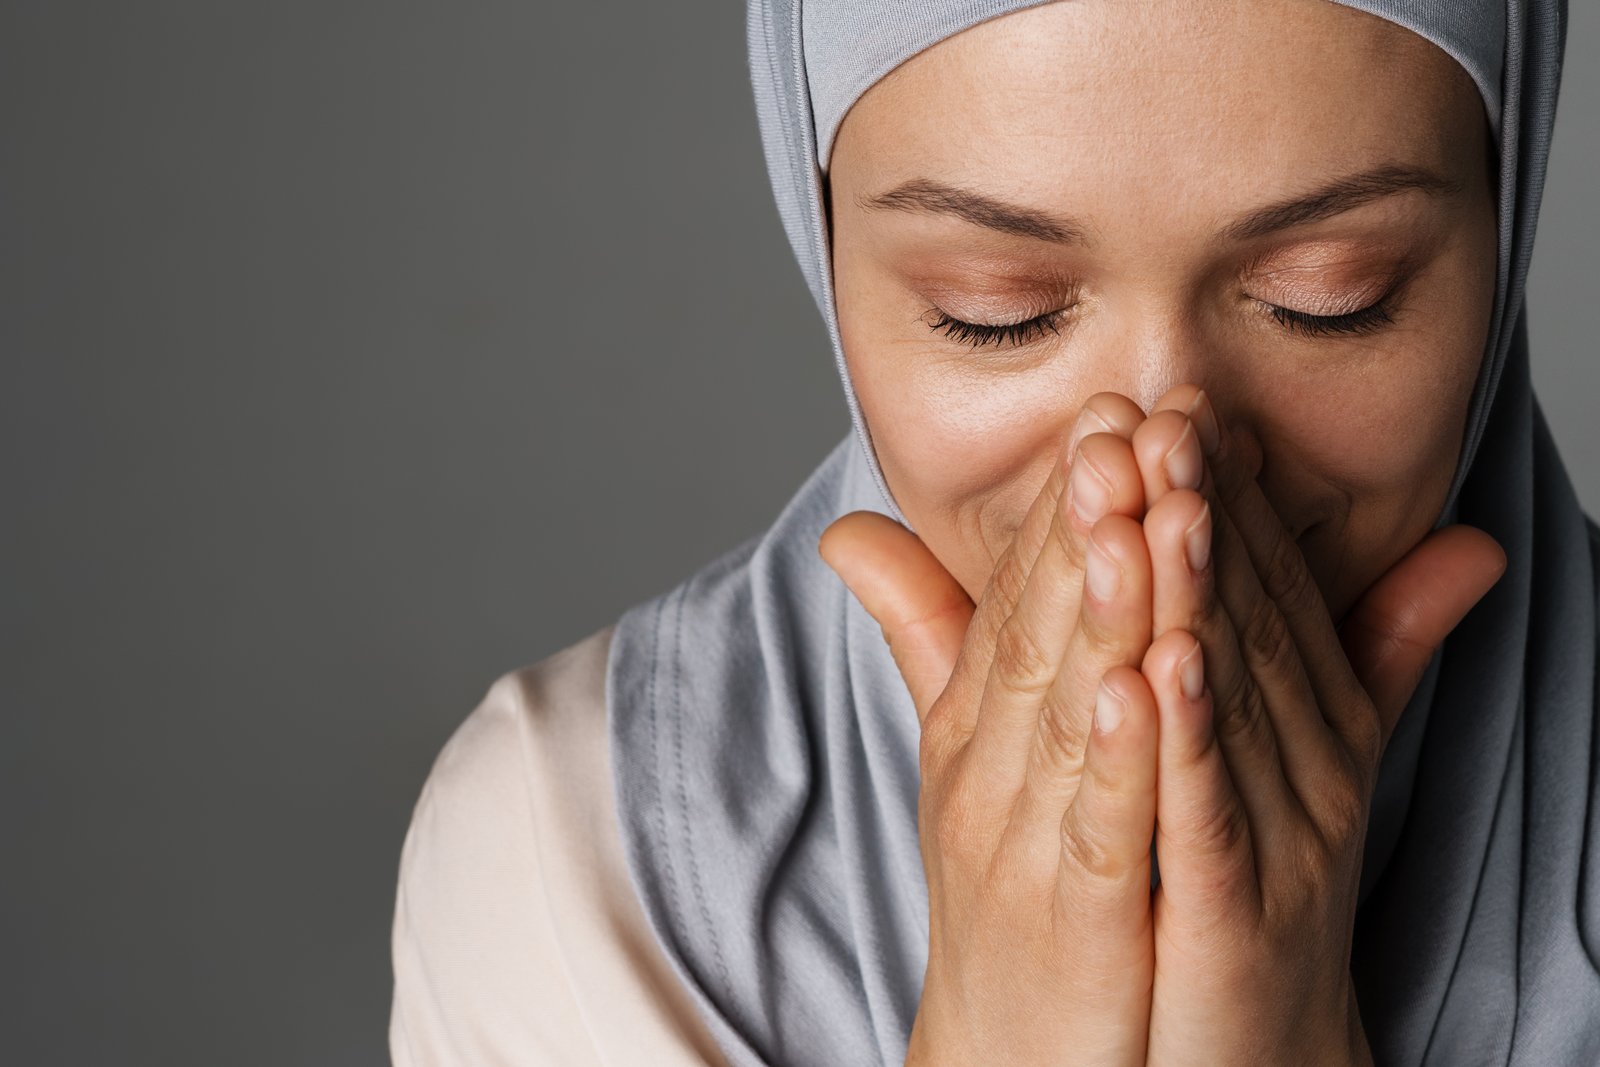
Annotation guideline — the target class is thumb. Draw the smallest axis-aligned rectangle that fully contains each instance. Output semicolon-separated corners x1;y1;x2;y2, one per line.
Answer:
1339;523;1507;747
818;511;973;723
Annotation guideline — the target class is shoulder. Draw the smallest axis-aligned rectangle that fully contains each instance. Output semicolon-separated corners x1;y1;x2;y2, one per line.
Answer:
389;624;727;1067
417;623;615;817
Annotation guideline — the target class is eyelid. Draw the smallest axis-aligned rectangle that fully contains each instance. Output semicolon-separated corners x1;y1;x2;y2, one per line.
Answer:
923;306;1070;349
913;281;1079;322
1255;274;1395;317
1241;249;1411;310
1241;236;1412;273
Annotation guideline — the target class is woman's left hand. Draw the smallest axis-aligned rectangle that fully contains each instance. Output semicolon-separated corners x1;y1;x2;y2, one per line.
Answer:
1123;384;1506;1066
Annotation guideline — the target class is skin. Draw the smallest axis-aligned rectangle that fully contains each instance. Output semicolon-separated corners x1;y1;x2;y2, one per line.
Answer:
816;0;1509;1063
826;0;1498;624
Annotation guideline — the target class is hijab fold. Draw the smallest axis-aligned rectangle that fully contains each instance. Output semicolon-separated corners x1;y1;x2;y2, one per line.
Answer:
607;1;1598;1063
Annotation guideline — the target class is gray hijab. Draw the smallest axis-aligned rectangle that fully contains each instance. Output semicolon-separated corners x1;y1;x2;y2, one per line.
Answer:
607;1;1598;1064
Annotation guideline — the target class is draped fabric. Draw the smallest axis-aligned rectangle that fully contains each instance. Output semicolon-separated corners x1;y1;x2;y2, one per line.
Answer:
607;1;1598;1063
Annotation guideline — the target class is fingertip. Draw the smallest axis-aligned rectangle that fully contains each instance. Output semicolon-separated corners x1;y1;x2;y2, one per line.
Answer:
1081;391;1148;436
816;511;872;572
1071;667;1159;873
1457;523;1508;583
1089;509;1148;551
816;511;969;629
1080;514;1153;627
1141;627;1196;682
1144;629;1213;745
1093;676;1128;734
1150;382;1204;416
1072;432;1147;521
1094;665;1156;738
817;515;883;601
1142;488;1208;547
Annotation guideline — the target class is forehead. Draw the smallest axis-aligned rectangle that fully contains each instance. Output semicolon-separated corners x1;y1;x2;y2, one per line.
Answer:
832;0;1482;213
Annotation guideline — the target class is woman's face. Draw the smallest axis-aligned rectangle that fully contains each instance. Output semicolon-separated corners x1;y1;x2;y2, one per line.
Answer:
827;0;1497;624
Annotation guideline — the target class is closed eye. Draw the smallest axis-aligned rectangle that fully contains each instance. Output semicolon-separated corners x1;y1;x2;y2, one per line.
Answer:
923;308;1067;348
924;293;1401;349
1263;297;1396;337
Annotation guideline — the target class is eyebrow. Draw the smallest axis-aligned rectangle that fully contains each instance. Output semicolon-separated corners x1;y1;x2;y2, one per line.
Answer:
856;164;1465;246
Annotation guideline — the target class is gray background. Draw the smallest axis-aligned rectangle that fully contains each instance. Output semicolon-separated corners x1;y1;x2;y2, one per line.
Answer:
3;3;1594;1064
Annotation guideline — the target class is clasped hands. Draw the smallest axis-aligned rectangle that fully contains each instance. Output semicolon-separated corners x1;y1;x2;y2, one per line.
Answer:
818;384;1506;1067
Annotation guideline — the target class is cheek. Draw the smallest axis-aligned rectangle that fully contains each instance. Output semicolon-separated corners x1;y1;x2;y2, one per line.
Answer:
837;284;1083;585
1275;341;1467;495
1270;307;1486;616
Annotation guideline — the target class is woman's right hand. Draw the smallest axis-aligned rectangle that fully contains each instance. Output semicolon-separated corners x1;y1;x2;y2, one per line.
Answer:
819;394;1160;1067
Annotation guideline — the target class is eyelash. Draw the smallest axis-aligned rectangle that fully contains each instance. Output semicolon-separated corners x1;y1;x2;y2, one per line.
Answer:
924;294;1399;349
1265;298;1396;337
923;309;1067;348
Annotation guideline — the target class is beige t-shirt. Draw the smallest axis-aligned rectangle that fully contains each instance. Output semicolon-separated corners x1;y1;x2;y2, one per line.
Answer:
389;623;729;1066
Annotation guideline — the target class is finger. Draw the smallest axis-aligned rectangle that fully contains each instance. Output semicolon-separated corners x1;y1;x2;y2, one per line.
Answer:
969;396;1139;661
968;429;1149;782
822;398;1147;745
819;511;973;721
1137;400;1366;818
1051;665;1159;959
1150;386;1374;757
1131;401;1205;507
998;512;1154;862
819;421;1075;727
1064;390;1148;467
1339;523;1507;750
1143;629;1260;922
983;393;1147;658
1140;485;1318;854
941;401;1127;726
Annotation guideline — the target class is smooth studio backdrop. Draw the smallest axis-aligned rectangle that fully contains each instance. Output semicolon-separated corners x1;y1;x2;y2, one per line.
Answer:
3;3;1596;1064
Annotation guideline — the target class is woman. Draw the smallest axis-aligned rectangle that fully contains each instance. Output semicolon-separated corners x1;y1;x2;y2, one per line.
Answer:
390;0;1596;1064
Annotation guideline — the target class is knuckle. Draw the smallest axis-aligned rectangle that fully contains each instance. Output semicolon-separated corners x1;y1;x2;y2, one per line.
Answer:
984;544;1029;612
1179;786;1251;862
919;699;963;780
1083;727;1135;799
1031;689;1086;774
1060;643;1114;730
1316;753;1371;843
1280;833;1336;905
1263;533;1319;615
930;773;985;862
932;808;970;863
1345;702;1385;776
992;613;1056;695
1046;504;1086;571
1216;674;1276;760
917;724;946;783
1074;599;1127;662
978;839;1046;913
1059;809;1117;880
1239;591;1296;671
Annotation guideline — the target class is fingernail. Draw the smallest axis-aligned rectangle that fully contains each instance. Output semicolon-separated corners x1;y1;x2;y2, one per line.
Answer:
1178;642;1204;702
1184;501;1211;573
1095;679;1126;733
1186;390;1221;456
1085;532;1122;601
1163;420;1202;491
1067;407;1113;462
1071;456;1113;525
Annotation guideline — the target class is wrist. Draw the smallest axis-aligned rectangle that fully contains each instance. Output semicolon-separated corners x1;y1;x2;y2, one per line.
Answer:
1341;974;1375;1067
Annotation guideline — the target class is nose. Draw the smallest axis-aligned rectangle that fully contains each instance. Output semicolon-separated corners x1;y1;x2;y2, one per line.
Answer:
1096;310;1265;478
1104;308;1217;415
